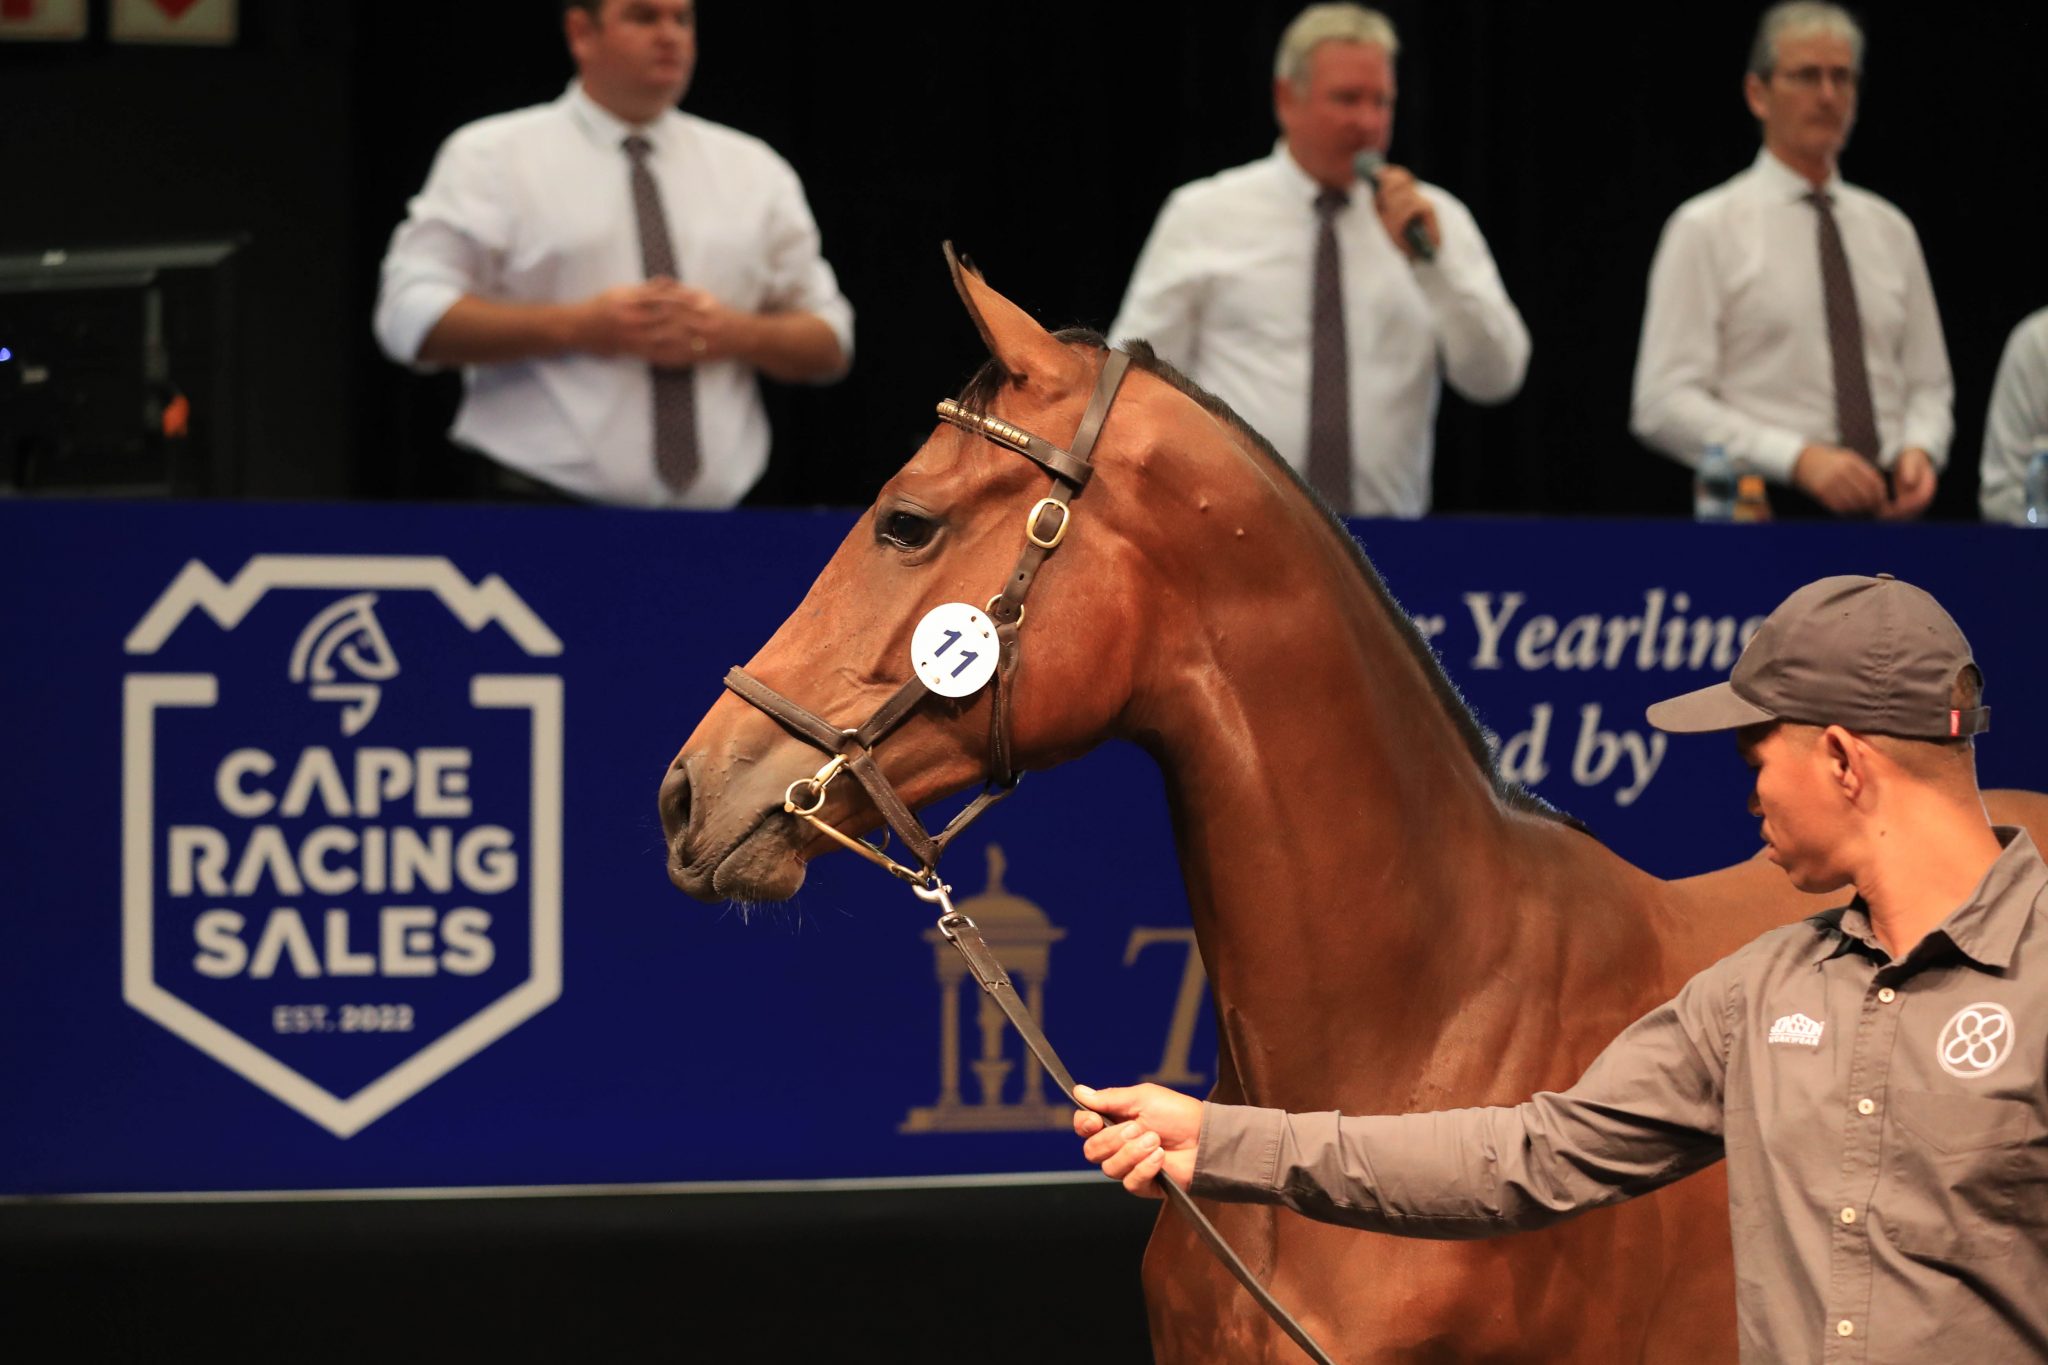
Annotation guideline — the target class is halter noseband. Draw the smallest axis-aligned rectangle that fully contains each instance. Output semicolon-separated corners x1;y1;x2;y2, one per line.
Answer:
722;348;1133;886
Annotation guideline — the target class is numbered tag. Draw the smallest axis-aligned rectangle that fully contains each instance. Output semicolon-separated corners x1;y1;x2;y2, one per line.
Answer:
910;603;999;698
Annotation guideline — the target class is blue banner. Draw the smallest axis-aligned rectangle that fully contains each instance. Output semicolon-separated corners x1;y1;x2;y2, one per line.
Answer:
3;503;2042;1195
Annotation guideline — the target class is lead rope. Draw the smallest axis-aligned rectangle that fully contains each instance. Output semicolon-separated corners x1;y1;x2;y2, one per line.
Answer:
912;877;1337;1365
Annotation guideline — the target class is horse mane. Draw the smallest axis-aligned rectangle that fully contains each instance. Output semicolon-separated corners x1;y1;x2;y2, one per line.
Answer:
955;331;1581;831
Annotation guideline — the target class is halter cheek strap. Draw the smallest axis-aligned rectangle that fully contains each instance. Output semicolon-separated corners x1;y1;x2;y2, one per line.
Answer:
723;349;1131;880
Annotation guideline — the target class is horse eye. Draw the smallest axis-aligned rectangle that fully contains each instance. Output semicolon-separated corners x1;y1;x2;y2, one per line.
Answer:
879;510;937;550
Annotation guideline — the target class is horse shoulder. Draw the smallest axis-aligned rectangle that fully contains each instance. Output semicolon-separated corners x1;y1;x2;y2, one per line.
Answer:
1986;788;2048;849
1459;814;1698;1087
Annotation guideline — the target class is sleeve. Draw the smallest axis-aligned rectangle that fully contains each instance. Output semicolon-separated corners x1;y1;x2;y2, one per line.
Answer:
1891;217;1954;468
1630;210;1807;482
1412;189;1529;405
756;154;855;373
1108;190;1206;373
1191;960;1737;1239
373;127;514;370
1980;311;2048;524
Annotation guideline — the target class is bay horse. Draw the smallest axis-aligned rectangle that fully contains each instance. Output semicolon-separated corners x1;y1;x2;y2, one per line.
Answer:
659;256;2048;1362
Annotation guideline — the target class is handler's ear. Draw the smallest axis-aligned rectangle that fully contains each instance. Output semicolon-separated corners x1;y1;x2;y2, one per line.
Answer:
943;242;1087;398
1819;725;1869;803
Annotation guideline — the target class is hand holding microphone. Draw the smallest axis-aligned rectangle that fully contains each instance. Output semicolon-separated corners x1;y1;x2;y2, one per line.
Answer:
1353;149;1438;264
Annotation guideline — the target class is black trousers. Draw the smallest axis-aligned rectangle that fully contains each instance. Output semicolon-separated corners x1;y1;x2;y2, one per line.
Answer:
429;444;584;505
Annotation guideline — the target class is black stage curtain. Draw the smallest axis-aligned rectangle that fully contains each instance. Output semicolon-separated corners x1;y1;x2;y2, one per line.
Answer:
5;2;2042;517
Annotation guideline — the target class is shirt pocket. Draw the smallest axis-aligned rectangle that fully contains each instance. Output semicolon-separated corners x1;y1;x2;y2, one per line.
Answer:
1882;1089;2028;1261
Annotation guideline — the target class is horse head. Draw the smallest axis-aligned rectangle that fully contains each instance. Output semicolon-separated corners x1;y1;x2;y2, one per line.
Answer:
661;252;1289;904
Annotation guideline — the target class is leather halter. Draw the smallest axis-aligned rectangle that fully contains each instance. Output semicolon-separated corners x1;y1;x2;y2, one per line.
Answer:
719;348;1337;1365
723;348;1132;884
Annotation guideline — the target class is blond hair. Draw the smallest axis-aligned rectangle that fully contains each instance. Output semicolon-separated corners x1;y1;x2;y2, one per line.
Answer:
1275;4;1398;88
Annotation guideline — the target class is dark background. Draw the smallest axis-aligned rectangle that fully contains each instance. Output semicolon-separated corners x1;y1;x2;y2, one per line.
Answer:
3;1;2042;517
2;1183;1161;1361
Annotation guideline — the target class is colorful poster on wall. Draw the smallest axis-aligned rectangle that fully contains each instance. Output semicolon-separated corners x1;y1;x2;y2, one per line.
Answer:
111;0;236;45
0;0;88;41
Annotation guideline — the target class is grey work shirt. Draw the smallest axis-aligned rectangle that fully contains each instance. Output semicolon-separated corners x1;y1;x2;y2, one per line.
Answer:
1194;828;2048;1364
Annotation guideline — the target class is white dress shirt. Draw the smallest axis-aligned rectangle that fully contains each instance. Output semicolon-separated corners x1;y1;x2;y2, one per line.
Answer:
375;83;855;508
1631;148;1952;484
1109;144;1528;518
1980;307;2048;525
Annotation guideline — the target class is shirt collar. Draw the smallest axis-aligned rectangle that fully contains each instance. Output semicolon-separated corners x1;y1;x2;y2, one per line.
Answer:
1807;827;2046;970
564;80;670;152
1935;827;2045;969
1750;145;1844;202
1808;905;1875;964
1269;141;1343;211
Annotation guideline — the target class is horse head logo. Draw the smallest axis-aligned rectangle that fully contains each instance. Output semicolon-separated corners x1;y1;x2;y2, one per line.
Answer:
287;592;400;735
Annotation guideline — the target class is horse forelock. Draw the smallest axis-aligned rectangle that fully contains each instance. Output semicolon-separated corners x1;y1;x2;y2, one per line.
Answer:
948;332;1579;832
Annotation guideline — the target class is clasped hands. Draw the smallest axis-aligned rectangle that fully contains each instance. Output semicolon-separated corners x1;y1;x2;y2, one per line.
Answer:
577;277;738;369
1793;443;1937;519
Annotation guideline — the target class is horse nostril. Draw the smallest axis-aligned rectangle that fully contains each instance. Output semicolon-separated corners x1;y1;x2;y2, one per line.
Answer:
661;759;695;836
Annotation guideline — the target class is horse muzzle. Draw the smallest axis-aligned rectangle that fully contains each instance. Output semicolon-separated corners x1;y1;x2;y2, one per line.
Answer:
659;752;812;903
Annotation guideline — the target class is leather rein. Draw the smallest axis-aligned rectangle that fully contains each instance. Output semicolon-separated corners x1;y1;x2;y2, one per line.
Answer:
720;349;1336;1365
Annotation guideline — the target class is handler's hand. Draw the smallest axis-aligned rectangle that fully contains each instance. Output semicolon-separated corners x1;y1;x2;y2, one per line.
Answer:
1073;1082;1202;1198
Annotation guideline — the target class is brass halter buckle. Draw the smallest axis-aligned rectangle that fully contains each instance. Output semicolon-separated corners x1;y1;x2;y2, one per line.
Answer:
1026;497;1070;549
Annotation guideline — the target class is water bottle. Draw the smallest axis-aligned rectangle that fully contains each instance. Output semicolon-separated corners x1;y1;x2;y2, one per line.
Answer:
2026;445;2048;527
1695;444;1737;521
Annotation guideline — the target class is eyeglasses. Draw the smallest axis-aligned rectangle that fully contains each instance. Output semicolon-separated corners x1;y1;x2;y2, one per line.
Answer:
1771;64;1859;91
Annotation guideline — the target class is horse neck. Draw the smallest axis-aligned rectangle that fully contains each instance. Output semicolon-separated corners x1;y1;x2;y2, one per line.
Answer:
1130;494;1522;1103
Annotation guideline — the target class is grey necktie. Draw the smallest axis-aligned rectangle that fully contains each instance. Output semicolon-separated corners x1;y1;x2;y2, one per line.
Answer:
1807;190;1880;465
1307;187;1352;514
624;134;700;494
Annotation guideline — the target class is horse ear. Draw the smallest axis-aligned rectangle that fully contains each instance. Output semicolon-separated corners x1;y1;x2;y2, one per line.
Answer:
943;242;1081;391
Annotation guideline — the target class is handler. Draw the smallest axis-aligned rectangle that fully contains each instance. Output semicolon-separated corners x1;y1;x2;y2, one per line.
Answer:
1076;573;2046;1361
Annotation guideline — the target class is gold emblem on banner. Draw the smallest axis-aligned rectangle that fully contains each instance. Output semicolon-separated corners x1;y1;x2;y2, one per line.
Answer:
900;844;1071;1132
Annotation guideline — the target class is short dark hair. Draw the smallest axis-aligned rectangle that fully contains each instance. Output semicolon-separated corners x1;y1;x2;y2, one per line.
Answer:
562;0;602;17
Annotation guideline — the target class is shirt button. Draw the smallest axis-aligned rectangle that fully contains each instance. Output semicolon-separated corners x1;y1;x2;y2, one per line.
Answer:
1878;987;1896;1003
1840;1207;1858;1224
1838;1319;1855;1337
1857;1098;1876;1116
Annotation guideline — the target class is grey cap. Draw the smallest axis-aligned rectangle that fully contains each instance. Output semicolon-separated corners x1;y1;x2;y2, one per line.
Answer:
1646;574;1989;740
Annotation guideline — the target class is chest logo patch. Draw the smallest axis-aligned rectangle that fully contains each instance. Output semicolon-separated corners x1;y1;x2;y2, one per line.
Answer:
1768;1012;1825;1047
1937;1002;2016;1079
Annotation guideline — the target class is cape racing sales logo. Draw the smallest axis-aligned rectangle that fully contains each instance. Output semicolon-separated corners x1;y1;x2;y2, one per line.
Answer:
122;556;564;1137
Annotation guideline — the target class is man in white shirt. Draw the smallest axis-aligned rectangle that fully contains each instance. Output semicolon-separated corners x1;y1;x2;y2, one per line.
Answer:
1108;4;1527;519
1631;2;1951;519
374;0;853;507
1979;309;2048;525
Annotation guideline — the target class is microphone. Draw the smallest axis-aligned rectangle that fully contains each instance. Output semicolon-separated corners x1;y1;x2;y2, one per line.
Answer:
1352;149;1435;264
